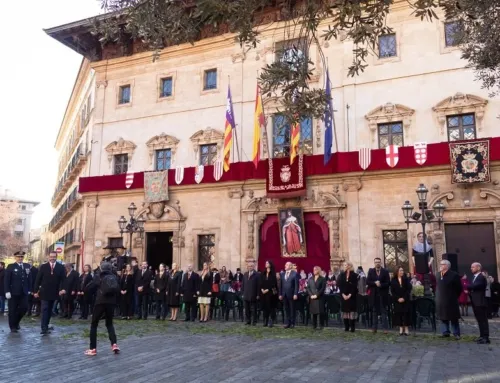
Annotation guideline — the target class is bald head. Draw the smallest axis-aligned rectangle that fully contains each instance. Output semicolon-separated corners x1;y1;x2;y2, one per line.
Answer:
471;262;482;274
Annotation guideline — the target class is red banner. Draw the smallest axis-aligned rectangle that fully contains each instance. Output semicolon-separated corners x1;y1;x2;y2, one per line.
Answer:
266;154;306;199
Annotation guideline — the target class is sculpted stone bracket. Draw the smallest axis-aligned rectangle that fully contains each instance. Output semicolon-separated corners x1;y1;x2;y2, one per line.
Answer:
228;188;244;199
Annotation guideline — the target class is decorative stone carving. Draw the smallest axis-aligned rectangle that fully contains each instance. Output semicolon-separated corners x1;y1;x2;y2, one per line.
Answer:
262;127;269;159
431;184;440;195
149;202;166;219
105;138;136;163
228;188;244;199
342;179;362;192
231;50;246;63
96;80;108;88
86;199;99;208
429;191;454;208
365;103;415;144
318;191;345;207
145;133;179;165
248;190;255;199
433;93;488;134
189;128;224;160
139;200;185;222
315;120;321;148
495;218;500;244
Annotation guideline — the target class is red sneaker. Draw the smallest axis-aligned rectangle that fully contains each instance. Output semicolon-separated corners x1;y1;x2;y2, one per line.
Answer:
84;349;97;356
111;344;120;354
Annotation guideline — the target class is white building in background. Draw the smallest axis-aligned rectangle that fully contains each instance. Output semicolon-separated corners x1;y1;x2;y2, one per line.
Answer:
0;188;39;246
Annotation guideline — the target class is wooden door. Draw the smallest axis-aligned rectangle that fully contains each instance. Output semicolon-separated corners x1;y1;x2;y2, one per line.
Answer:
445;223;497;280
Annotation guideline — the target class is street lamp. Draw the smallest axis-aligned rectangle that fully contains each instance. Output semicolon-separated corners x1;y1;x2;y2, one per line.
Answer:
402;183;445;296
118;203;145;258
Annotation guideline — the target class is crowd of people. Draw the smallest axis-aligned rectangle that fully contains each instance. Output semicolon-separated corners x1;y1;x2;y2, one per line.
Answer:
1;249;499;355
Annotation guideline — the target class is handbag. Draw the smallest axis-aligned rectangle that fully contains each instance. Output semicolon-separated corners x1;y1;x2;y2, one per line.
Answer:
212;283;220;293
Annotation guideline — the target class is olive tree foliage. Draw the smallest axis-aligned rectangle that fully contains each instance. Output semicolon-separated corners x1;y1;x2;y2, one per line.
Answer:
93;0;498;123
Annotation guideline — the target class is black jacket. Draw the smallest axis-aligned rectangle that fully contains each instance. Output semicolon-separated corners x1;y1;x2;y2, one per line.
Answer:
63;270;80;295
338;271;358;313
34;262;65;301
198;271;212;297
366;267;390;308
30;267;38;292
79;273;93;294
136;269;152;294
154;272;169;300
90;270;118;306
242;271;260;302
468;273;488;307
4;262;32;296
181;272;199;303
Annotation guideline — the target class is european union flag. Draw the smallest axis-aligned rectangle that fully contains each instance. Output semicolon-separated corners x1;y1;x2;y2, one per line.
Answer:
324;69;334;165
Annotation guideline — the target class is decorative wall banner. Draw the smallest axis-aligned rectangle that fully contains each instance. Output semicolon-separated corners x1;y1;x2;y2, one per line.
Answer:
449;139;490;184
125;171;134;189
213;160;223;181
266;154;306;198
175;166;184;185
278;207;307;258
414;142;428;165
144;171;169;202
386;145;399;168
358;147;371;170
195;165;204;184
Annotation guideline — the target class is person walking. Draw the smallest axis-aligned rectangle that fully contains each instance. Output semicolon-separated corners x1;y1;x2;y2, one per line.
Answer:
85;262;120;356
4;251;32;332
34;251;66;335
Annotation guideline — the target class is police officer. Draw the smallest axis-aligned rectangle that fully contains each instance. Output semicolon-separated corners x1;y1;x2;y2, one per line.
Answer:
4;251;32;332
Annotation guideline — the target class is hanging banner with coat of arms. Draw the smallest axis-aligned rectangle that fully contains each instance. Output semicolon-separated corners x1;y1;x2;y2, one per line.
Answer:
266;154;306;199
144;171;169;202
449;139;490;184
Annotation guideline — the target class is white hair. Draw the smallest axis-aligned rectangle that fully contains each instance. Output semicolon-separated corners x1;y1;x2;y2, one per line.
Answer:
441;260;451;268
472;262;482;270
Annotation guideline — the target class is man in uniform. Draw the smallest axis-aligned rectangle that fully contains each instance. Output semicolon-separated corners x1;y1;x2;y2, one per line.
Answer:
4;251;32;333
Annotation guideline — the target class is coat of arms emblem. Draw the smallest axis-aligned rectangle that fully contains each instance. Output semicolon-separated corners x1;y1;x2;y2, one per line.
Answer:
414;142;428;165
280;165;291;183
175;166;184;185
195;165;204;184
149;202;165;219
461;152;479;173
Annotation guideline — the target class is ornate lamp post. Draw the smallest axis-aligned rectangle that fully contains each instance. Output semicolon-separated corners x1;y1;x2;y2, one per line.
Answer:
118;202;146;258
402;184;446;296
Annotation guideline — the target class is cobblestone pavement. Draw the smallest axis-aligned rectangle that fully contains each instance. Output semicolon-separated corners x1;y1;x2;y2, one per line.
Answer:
0;315;499;383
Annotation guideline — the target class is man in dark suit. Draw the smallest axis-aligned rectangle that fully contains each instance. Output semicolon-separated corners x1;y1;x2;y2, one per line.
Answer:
366;257;390;333
136;261;152;319
61;264;79;319
468;262;490;344
242;260;260;325
4;251;32;332
27;265;40;317
181;264;199;321
34;251;66;335
279;261;298;328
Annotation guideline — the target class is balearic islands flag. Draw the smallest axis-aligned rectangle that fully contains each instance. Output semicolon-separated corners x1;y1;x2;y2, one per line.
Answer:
252;85;265;169
223;85;236;172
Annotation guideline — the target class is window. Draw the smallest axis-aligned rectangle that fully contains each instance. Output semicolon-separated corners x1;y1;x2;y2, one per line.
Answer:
114;154;129;175
21;205;26;210
377;122;404;149
383;230;409;272
15;232;23;238
272;115;313;158
199;144;218;165
203;69;217;90
198;234;215;270
119;85;131;104
378;34;397;58
160;77;173;98
444;21;462;47
108;237;124;248
155;149;172;171
16;219;23;225
447;113;476;142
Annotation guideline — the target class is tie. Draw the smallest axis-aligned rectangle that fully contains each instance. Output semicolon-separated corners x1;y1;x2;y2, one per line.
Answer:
142;270;145;276
286;272;289;280
473;274;478;282
249;271;252;278
50;263;54;274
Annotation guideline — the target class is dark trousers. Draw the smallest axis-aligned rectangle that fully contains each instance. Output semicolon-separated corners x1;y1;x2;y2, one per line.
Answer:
90;304;117;350
120;294;134;317
62;295;76;318
8;295;28;329
472;304;490;339
137;293;149;319
79;295;91;319
261;294;276;323
156;296;167;319
244;300;257;324
283;296;296;325
27;295;40;316
184;301;197;321
41;300;55;331
312;313;325;328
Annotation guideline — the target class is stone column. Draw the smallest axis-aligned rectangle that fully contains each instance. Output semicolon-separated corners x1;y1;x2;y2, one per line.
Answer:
342;180;362;263
84;198;99;267
228;188;244;267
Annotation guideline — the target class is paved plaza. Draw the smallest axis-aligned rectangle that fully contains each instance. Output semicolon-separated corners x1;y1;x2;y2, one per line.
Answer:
0;315;499;383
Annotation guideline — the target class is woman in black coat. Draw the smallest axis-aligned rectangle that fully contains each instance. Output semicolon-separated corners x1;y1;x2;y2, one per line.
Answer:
197;262;212;322
154;264;169;320
259;260;278;327
119;264;134;320
391;266;412;335
338;261;358;332
306;266;326;329
167;263;183;321
78;264;94;320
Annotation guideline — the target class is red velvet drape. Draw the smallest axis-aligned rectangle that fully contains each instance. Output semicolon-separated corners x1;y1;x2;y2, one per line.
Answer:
258;212;330;273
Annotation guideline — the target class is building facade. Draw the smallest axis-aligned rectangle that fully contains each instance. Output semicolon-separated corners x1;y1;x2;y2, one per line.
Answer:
45;3;500;278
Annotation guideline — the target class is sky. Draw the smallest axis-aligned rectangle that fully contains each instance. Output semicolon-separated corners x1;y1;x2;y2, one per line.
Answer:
0;0;102;228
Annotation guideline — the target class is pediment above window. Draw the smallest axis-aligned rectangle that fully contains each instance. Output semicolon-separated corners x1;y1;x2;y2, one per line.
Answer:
146;133;180;165
105;137;136;162
189;128;224;154
432;93;488;134
365;103;415;132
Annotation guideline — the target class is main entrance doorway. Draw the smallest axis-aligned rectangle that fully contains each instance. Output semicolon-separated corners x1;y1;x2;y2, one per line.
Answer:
146;232;173;271
445;223;497;280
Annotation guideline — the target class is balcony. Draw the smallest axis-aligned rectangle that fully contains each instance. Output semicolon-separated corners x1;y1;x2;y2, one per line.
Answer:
51;143;88;208
64;229;82;250
49;187;83;232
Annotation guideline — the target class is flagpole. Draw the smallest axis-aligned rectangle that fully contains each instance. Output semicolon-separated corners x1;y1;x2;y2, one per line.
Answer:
326;58;339;153
257;70;271;162
229;75;241;163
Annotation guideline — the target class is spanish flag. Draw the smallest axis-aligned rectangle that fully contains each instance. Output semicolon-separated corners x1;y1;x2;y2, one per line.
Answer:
223;85;236;172
252;85;265;168
290;119;300;164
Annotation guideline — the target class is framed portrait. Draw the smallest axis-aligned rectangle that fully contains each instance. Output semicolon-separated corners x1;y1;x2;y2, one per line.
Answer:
278;207;306;257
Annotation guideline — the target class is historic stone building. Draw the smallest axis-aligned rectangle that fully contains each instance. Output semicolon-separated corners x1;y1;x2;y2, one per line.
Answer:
45;3;500;278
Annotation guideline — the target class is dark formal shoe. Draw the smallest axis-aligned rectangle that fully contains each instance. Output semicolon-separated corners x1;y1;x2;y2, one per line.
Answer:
268;321;273;328
10;329;18;333
16;325;21;330
440;334;450;338
372;329;377;334
156;317;161;320
283;324;290;329
252;322;257;326
290;324;295;329
40;330;49;335
184;318;190;322
454;335;461;340
48;326;54;330
245;322;251;325
313;326;317;330
477;338;490;344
